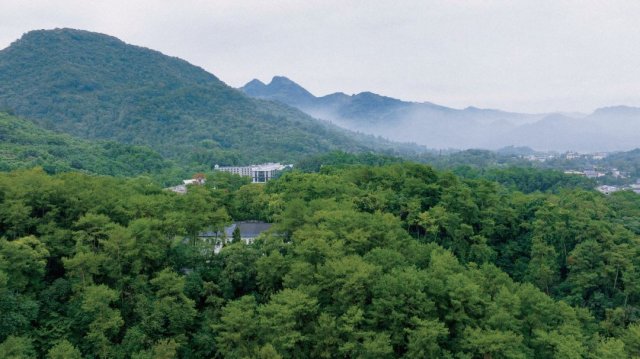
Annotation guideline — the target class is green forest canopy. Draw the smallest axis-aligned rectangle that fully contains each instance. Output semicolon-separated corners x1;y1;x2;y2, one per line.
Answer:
1;162;639;358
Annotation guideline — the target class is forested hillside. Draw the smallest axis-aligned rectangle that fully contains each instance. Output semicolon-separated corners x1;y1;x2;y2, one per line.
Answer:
1;163;639;358
0;112;179;179
0;29;373;166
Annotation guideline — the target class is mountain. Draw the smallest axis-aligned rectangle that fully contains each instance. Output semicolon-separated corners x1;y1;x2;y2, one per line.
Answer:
0;112;176;177
0;29;374;167
242;76;640;152
241;76;545;149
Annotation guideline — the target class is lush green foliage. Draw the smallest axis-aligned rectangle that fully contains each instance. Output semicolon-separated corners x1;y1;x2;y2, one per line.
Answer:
1;163;639;358
472;167;596;193
297;151;595;194
295;151;405;172
0;112;182;180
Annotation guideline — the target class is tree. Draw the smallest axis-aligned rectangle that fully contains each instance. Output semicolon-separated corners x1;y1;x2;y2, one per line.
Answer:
0;269;38;341
136;268;197;345
0;200;32;239
462;327;527;359
255;344;283;359
369;267;435;350
232;226;241;243
215;295;259;359
590;337;627;359
79;285;123;358
526;236;559;295
0;236;49;293
47;339;82;359
405;318;449;358
0;335;36;359
258;289;318;357
256;251;289;297
622;323;640;357
315;255;378;313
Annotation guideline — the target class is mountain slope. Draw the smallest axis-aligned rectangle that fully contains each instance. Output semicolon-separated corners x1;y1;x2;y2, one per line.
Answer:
0;29;371;166
0;112;175;176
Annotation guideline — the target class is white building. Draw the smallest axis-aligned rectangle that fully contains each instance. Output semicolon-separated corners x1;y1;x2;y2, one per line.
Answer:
215;163;288;183
583;170;605;179
214;165;253;177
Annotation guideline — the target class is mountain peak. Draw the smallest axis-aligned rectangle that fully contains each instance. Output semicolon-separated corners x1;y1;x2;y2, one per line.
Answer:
245;78;265;86
266;76;312;95
240;75;315;105
269;76;297;85
240;79;267;93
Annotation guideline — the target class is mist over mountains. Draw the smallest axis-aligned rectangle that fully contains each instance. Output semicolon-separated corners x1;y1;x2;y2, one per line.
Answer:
1;27;637;163
242;76;640;152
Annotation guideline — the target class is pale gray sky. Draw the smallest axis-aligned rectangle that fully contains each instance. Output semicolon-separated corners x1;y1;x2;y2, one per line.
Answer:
1;0;639;113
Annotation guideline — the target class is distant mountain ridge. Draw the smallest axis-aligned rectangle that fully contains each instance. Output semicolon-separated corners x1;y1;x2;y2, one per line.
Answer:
0;29;381;167
241;76;640;151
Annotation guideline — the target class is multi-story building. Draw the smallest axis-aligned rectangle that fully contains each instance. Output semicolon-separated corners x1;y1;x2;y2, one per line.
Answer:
215;163;287;183
214;165;253;177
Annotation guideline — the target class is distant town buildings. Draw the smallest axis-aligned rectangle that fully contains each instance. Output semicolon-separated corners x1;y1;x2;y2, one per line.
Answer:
583;170;606;179
215;162;290;183
609;168;627;178
595;181;640;196
522;151;610;163
525;154;554;162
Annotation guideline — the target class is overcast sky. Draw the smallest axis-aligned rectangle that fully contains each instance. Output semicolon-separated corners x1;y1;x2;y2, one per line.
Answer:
1;0;639;113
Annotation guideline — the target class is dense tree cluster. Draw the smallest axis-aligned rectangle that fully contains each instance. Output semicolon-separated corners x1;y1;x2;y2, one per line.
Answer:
1;163;639;358
0;113;182;183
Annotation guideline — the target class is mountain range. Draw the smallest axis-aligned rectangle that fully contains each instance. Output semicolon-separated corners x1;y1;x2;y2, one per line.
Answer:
0;27;637;176
242;76;640;152
0;29;385;168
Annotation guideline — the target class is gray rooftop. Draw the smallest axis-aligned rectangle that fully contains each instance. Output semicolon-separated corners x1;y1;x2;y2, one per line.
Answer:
199;221;272;239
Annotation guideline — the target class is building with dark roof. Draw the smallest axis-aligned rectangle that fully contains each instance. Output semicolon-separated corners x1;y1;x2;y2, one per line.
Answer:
199;221;272;253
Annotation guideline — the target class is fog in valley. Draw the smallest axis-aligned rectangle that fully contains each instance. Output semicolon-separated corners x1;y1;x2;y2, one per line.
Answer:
242;76;640;152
